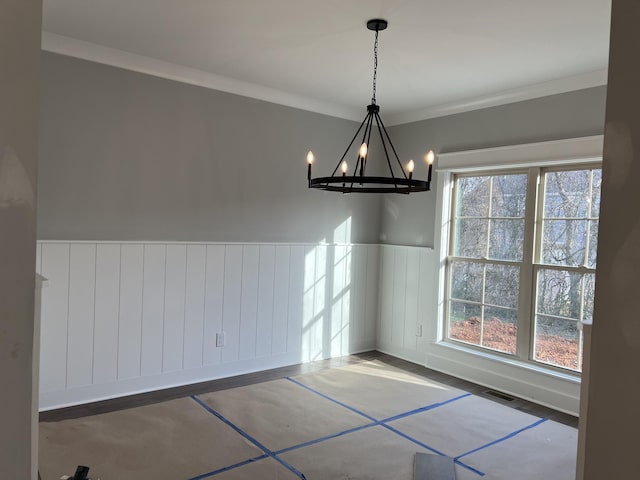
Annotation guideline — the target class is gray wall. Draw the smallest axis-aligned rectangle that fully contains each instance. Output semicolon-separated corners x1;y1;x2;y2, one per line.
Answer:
38;53;608;249
584;1;640;477
0;1;41;478
380;86;608;246
38;53;381;244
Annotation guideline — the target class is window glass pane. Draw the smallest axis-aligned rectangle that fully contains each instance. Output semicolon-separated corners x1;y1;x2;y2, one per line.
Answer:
534;315;580;371
590;169;602;217
490;174;528;217
448;166;600;374
588;220;599;268
450;261;483;303
541;219;588;266
489;219;524;261
485;264;520;309
457;176;490;217
583;273;596;321
537;269;582;319
454;219;488;258
544;170;590;218
449;301;481;346
482;306;517;354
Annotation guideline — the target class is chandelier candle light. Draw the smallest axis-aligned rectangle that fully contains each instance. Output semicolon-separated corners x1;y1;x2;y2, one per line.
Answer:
306;19;434;194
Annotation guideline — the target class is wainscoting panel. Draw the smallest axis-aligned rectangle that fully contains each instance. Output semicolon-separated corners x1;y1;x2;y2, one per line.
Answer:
40;243;70;393
163;244;188;373
238;245;260;361
93;244;121;385
117;244;144;381
183;245;207;371
221;245;243;364
203;245;225;367
287;246;305;354
66;244;97;388
37;241;379;410
255;245;276;359
377;245;436;364
404;248;421;352
140;244;166;377
271;245;291;356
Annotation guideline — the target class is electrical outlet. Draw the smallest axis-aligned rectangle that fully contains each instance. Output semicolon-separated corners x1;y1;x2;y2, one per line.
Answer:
416;324;423;337
216;332;225;347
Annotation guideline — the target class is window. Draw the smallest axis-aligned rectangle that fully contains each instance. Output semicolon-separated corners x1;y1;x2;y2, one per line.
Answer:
445;166;601;372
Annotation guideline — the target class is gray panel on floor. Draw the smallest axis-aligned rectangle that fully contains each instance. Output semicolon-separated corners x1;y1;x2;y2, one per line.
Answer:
414;453;456;480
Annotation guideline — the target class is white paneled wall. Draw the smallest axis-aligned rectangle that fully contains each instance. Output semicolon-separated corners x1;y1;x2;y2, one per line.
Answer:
36;241;379;410
377;245;436;364
376;244;581;414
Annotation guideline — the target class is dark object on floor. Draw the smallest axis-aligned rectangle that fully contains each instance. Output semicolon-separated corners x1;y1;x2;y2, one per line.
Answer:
63;465;91;480
414;453;456;480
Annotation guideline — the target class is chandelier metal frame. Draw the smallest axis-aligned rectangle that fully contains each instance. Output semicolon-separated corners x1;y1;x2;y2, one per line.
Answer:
307;19;432;194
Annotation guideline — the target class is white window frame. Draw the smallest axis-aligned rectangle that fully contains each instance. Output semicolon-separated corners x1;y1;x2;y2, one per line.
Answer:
429;135;603;414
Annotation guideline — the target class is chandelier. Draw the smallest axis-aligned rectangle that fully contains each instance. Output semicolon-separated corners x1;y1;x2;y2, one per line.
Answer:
306;19;433;194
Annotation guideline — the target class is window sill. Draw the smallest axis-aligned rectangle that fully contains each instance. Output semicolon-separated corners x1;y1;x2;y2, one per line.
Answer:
435;339;582;385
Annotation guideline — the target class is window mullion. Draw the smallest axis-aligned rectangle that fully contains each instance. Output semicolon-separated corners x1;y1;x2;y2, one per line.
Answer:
583;169;595;268
578;275;586;370
532;263;596;275
480;264;487;347
448;180;459;257
443;177;459;341
516;167;540;361
448;256;521;267
486;177;494;259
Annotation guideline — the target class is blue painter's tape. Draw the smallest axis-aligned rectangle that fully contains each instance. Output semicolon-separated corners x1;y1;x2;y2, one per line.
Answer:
379;393;472;423
190;378;484;478
381;423;447;456
188;454;267;480
455;460;486;476
286;377;378;422
285;377;483;476
276;423;377;455
190;396;308;479
455;418;548;461
380;425;485;476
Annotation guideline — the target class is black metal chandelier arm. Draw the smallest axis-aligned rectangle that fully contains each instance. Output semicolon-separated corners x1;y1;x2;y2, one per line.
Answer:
372;112;399;186
375;112;408;178
330;110;370;176
358;111;374;176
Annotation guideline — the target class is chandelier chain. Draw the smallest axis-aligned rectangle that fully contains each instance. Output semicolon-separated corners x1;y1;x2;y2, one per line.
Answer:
372;28;379;103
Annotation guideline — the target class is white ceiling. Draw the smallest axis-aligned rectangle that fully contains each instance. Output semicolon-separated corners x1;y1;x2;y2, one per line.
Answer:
42;0;612;124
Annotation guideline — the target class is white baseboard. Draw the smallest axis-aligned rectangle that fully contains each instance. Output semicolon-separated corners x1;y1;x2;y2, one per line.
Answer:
376;343;426;366
40;352;302;410
40;343;377;411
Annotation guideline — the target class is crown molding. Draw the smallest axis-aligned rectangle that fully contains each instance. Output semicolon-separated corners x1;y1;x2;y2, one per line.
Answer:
385;69;608;126
42;32;607;126
41;32;363;122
